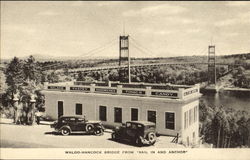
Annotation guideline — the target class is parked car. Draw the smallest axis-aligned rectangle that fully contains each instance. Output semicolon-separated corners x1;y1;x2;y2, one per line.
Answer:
50;115;105;136
111;121;157;146
35;112;54;125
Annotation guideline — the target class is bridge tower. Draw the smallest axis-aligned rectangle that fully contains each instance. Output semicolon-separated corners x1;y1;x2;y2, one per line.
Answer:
119;35;131;83
208;45;216;84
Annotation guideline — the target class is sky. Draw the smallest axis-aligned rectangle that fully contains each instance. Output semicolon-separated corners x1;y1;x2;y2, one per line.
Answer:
1;1;250;59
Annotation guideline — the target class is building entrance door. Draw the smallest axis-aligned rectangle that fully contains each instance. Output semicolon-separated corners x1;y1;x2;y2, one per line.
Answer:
58;101;63;118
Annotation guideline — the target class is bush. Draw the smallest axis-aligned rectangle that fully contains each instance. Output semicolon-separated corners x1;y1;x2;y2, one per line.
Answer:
0;107;15;119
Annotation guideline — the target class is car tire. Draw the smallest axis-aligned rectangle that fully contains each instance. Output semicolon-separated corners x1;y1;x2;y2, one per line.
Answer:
147;132;156;145
61;128;70;136
135;137;142;147
111;133;117;140
94;128;103;136
86;124;94;132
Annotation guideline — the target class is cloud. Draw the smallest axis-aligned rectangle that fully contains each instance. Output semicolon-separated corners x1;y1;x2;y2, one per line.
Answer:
139;28;175;35
70;1;123;7
37;10;60;16
154;30;173;35
123;4;187;17
226;1;250;7
214;19;238;27
164;17;194;25
70;1;85;6
3;25;37;34
238;11;250;19
225;32;239;37
96;1;124;7
185;28;201;34
237;11;250;24
214;11;250;27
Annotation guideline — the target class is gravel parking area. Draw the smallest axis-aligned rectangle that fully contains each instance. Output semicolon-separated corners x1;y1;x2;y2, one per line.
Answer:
0;119;184;148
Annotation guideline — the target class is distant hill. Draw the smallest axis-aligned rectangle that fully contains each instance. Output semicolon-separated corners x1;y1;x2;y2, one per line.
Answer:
1;52;249;63
1;54;119;62
222;53;250;59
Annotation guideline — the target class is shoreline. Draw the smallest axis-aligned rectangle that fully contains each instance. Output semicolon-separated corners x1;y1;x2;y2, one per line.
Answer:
221;87;250;92
200;85;250;92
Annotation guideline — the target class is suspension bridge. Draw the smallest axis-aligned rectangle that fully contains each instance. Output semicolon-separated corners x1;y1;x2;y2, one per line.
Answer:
43;34;241;89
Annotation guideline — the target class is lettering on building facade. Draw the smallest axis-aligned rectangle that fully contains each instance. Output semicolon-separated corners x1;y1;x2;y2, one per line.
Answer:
70;87;90;91
184;89;198;96
48;86;66;90
151;91;177;97
95;88;117;93
122;90;145;95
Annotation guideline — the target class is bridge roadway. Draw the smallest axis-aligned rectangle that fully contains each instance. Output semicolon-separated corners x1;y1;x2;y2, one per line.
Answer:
67;62;234;73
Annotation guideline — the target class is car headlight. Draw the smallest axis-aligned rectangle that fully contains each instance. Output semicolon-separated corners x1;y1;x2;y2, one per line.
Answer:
115;126;120;130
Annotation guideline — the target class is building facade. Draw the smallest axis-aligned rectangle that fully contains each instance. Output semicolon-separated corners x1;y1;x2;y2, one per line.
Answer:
43;81;201;146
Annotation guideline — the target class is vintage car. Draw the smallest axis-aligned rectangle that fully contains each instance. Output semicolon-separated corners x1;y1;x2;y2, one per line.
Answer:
50;115;105;136
111;121;157;146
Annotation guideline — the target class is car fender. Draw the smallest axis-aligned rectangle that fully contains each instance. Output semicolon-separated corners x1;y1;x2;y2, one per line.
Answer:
95;125;105;130
59;125;72;132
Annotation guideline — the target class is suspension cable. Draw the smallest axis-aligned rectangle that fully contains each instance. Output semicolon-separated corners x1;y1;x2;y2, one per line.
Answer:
79;38;117;58
130;36;156;57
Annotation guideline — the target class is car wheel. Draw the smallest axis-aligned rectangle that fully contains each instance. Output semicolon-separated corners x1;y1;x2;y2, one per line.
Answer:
94;128;103;136
86;124;94;132
135;137;142;147
61;128;70;136
147;132;156;145
111;133;117;140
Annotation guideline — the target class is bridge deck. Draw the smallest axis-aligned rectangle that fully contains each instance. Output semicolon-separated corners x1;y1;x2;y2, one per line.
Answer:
66;62;233;73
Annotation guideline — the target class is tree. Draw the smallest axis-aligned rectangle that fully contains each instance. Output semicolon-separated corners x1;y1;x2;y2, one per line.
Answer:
200;101;250;148
63;65;69;76
4;56;44;125
5;57;24;95
23;55;42;84
47;71;59;83
35;90;45;112
0;70;7;93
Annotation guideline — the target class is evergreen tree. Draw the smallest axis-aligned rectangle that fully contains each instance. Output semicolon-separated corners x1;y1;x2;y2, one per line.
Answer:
200;102;249;148
4;56;44;125
5;57;24;94
23;55;42;84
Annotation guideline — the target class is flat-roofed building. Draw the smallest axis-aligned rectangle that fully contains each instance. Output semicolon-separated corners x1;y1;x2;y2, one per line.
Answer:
42;81;201;146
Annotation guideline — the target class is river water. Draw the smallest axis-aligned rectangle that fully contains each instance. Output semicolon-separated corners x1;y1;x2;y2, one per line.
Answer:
200;89;250;112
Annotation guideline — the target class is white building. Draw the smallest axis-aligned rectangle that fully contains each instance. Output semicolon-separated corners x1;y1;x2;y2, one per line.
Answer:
42;81;201;146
